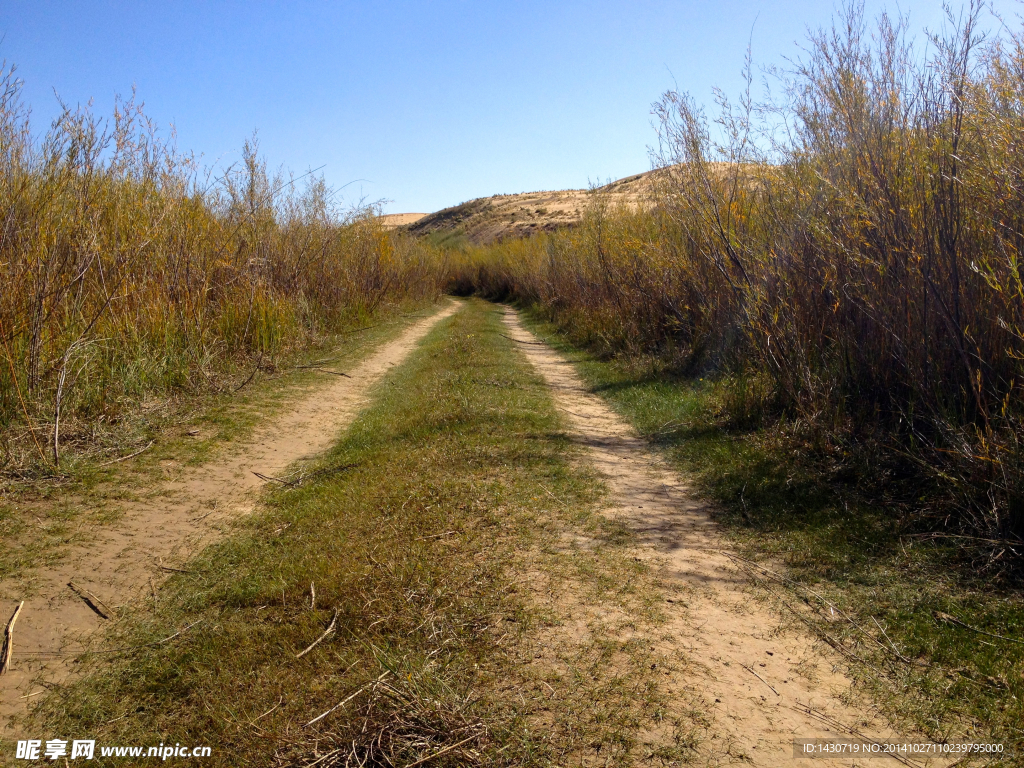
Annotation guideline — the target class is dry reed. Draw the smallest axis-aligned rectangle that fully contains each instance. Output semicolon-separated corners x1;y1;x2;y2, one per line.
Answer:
0;67;442;473
451;3;1024;562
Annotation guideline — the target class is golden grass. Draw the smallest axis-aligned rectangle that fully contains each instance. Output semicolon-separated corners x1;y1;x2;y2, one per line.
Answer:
0;69;443;476
449;5;1024;562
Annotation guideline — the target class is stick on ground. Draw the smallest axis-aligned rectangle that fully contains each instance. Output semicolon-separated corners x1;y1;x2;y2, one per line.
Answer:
294;366;351;377
296;609;338;659
98;440;154;467
0;601;25;675
67;582;114;620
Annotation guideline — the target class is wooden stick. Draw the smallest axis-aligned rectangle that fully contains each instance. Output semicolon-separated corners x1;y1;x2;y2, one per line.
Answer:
310;582;316;611
933;610;1024;646
12;620;202;659
296;609;338;659
67;582;114;619
53;360;67;465
499;333;546;345
97;440;154;467
157;559;194;574
414;530;457;542
251;695;284;724
304;676;381;727
234;351;264;393
0;601;24;675
294;366;351;377
254;463;356;489
739;662;779;696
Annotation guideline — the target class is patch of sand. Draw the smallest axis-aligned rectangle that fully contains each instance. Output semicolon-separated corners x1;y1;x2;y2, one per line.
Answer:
379;213;428;228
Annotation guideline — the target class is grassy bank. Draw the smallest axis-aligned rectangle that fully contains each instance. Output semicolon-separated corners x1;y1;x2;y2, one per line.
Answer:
518;308;1024;761
23;300;689;767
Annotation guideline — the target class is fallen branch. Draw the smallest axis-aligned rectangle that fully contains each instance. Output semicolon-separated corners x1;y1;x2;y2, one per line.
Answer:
499;333;546;345
67;582;114;619
296;609;338;659
294;366;351;378
906;532;1023;548
719;550;931;669
234;351;264;393
305;672;388;727
98;440;154;467
254;463;357;489
791;702;923;768
933;611;1024;646
251;695;284;725
0;602;24;675
414;530;457;541
158;562;194;574
738;661;779;696
15;620;202;658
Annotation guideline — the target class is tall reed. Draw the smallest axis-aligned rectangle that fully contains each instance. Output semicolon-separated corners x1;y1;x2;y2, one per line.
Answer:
0;65;441;471
453;3;1024;557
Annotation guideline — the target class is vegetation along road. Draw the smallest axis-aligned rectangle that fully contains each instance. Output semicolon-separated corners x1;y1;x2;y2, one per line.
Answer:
3;299;1001;767
4;6;1024;765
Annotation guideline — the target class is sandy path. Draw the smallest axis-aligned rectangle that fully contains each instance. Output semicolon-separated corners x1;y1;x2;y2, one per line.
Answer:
0;301;460;732
502;309;940;768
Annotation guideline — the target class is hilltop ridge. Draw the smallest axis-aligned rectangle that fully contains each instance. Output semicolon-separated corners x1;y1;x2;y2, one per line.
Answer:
402;168;661;244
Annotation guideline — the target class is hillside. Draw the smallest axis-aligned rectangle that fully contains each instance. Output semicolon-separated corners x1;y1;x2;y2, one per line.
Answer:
404;168;661;244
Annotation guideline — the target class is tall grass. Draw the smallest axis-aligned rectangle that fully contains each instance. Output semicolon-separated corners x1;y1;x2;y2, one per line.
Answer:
452;3;1024;563
0;64;441;471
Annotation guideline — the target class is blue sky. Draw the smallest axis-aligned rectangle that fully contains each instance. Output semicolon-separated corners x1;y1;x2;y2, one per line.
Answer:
1;1;1019;213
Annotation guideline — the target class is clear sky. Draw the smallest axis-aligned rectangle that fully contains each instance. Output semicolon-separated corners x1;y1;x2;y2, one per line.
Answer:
1;1;1018;213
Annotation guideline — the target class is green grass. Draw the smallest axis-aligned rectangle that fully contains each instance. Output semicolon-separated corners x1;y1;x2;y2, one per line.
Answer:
21;299;693;767
518;306;1024;765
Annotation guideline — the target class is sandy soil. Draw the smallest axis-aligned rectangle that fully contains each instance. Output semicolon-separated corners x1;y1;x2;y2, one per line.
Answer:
0;302;459;733
501;309;944;768
379;213;428;228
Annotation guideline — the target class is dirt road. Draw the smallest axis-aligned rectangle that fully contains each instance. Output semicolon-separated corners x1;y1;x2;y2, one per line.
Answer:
0;302;460;733
501;309;936;768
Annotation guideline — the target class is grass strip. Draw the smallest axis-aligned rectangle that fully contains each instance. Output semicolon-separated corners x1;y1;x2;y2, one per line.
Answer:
24;299;691;767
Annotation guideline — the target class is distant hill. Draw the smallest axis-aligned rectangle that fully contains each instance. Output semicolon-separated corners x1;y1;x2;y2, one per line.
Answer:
400;169;662;245
380;212;428;228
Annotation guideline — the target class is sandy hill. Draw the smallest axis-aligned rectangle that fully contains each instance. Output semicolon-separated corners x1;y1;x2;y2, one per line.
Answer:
380;212;428;228
404;168;662;245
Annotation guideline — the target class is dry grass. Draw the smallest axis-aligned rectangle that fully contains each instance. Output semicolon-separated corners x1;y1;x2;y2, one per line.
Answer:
0;64;442;480
449;4;1024;567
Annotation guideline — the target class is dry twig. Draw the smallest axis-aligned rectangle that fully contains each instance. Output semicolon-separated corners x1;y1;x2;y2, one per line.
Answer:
1;601;24;675
98;440;154;467
67;582;114;619
297;609;339;659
